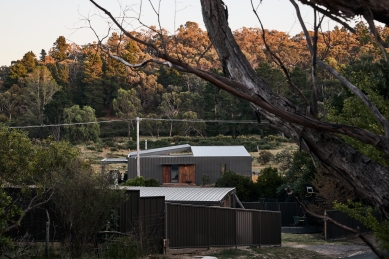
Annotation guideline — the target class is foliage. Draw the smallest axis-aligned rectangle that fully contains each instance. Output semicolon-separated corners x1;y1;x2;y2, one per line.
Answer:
277;151;317;197
257;150;274;165
308;170;356;215
0;126;82;256
215;171;257;202
53;160;125;258
123;176;160;187
334;201;389;255
255;167;285;198
0;189;23;254
63;105;100;142
272;150;293;171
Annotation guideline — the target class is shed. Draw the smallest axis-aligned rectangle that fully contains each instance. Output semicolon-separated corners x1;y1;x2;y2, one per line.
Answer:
121;186;237;207
126;145;252;185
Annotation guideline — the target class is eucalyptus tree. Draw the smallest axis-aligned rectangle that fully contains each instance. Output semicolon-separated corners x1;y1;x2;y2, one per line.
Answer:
87;0;389;216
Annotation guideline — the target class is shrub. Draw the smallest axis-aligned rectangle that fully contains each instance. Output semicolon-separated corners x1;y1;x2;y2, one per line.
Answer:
144;178;160;187
257;151;274;165
215;171;257;202
123;176;160;187
255;167;285;198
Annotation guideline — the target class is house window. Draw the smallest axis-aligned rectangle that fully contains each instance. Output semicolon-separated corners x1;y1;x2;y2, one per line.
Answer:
171;165;179;183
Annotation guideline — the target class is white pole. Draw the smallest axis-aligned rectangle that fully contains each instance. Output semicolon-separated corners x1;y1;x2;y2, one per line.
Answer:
136;117;141;177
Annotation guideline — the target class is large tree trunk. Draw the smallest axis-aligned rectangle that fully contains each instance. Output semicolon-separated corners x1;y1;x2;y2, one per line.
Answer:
200;0;389;211
88;0;389;212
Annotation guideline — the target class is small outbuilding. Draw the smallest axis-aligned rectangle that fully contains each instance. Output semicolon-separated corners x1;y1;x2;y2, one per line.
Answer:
126;144;252;185
121;186;238;207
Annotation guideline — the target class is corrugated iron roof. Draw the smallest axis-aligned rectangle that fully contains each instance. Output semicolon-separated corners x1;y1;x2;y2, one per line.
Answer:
121;186;235;203
127;144;250;158
191;146;250;157
101;158;128;164
127;144;191;158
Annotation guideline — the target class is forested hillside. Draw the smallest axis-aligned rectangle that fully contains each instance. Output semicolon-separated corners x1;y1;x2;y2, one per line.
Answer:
0;22;388;140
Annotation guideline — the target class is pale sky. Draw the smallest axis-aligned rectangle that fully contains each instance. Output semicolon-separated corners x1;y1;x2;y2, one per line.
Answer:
0;0;343;66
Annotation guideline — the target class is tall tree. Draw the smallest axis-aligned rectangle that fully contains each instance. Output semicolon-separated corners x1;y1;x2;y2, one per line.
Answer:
24;66;61;125
89;0;389;215
63;105;100;142
49;36;69;61
112;88;142;137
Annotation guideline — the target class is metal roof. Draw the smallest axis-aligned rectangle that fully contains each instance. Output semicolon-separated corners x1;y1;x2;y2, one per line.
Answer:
121;186;235;203
191;146;250;157
128;144;191;158
101;158;128;164
127;144;250;158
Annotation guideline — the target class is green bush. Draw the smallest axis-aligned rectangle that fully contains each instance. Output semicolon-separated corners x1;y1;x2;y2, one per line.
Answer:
123;176;160;187
255;167;285;198
257;151;274;165
144;178;160;187
215;171;258;202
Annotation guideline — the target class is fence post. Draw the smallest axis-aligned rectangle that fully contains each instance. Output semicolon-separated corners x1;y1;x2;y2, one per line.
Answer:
45;210;50;259
208;206;210;249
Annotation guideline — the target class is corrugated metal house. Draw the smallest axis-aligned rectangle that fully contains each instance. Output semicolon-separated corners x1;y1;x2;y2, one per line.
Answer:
127;144;252;185
121;186;237;207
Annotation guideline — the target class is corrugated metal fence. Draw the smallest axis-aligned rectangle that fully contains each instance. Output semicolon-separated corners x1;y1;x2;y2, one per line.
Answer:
166;203;281;248
324;210;370;240
242;202;309;226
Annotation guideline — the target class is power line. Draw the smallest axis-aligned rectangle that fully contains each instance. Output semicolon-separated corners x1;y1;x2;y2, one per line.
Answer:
8;117;268;129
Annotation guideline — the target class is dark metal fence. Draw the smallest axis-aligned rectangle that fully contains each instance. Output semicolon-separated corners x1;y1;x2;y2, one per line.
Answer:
166;203;281;248
242;202;310;226
324;210;370;240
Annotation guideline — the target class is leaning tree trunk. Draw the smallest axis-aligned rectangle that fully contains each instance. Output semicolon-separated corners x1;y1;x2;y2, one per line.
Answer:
200;0;389;212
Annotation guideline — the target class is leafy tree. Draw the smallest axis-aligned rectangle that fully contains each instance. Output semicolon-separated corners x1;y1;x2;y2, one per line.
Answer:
39;49;47;62
63;105;100;142
255;167;285;198
257;150;274;165
24;66;61;126
277;151;317;197
20;51;37;72
44;90;73;140
53;159;125;257
112;88;142;137
5;63;27;87
215;171;257;202
334;201;389;256
0;126;81;255
49;36;69;61
81;46;105;116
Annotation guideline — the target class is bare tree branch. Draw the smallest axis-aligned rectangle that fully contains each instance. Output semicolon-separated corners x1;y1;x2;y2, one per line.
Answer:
290;0;389;138
251;0;310;114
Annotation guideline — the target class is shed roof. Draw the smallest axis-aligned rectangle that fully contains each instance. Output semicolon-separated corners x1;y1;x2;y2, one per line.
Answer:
191;146;250;157
127;144;191;158
101;158;128;164
127;144;250;158
121;186;235;204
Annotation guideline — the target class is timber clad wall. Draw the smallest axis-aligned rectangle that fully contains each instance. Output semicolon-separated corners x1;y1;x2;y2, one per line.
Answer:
166;203;281;248
128;156;252;184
